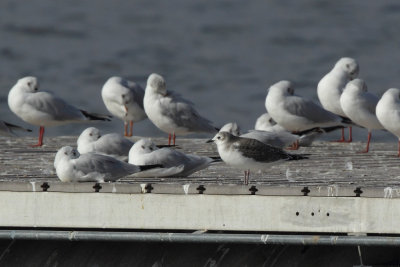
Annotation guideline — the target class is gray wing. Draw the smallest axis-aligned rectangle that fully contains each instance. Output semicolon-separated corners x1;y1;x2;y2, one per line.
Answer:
242;130;297;148
159;91;216;132
25;91;84;121
126;81;145;110
362;92;380;114
233;138;297;163
76;153;139;179
95;134;133;156
284;95;339;123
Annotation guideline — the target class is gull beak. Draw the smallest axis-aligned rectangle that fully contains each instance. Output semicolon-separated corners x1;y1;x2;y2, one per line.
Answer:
206;139;214;143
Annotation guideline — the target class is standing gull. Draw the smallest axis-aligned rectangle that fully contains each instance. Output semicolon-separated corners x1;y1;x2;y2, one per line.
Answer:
376;88;400;157
8;77;111;147
0;120;32;136
207;131;307;184
143;73;218;145
129;139;214;177
340;79;384;153
265;80;346;149
101;76;147;137
317;57;359;142
77;127;134;161
54;146;160;182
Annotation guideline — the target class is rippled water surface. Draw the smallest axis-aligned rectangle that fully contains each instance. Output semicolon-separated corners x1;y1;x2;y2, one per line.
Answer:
1;0;400;142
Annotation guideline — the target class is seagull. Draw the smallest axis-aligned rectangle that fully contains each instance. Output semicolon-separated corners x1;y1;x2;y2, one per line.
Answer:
101;76;147;137
0;120;32;136
143;73;218;145
77;127;134;161
219;122;297;149
317;57;359;142
54;146;160;182
265;80;346;149
129;138;215;177
254;113;322;147
8;76;111;147
207;131;307;184
376;88;400;157
340;79;384;153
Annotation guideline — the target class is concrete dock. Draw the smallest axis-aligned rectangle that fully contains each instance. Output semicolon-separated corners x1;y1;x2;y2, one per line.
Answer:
1;136;400;237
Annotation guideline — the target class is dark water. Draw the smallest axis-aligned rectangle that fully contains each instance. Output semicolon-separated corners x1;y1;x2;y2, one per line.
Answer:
1;0;400;142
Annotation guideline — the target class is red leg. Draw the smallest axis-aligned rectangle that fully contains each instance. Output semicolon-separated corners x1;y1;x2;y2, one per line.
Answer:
359;131;371;153
124;122;128;137
173;132;176;146
128;121;133;137
168;133;171;146
286;140;299;150
347;127;353;142
332;128;346;142
31;126;44;147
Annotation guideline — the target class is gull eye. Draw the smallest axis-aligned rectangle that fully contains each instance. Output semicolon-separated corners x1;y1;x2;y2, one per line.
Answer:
89;133;92;136
141;145;145;149
217;136;221;140
64;152;68;155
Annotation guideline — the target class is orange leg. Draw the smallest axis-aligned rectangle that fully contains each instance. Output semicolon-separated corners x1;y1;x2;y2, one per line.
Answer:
31;126;44;147
124;122;128;137
168;133;172;146
128;121;133;137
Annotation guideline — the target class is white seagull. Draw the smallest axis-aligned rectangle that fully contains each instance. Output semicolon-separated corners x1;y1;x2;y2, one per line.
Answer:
8;76;111;147
317;57;359;142
101;76;147;137
265;80;345;149
207;131;307;184
54;146;160;182
129;139;214;177
219;122;297;149
77;127;134;161
376;88;400;157
340;79;384;153
0;120;32;136
143;73;218;145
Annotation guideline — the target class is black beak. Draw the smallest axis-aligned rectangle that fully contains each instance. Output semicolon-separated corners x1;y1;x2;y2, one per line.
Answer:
206;139;213;143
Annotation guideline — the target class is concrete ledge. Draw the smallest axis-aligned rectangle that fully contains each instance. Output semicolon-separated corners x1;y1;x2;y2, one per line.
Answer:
0;191;399;234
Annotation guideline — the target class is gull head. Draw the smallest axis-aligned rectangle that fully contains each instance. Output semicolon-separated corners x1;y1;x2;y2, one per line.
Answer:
129;138;158;157
208;131;235;146
255;113;277;130
54;146;80;168
16;76;39;93
77;127;101;145
336;57;359;80
344;78;367;94
382;88;400;102
268;80;294;97
147;73;167;95
219;122;241;136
